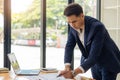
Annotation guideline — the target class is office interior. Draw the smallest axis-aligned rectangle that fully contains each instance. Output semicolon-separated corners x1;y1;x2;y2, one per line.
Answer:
0;0;120;78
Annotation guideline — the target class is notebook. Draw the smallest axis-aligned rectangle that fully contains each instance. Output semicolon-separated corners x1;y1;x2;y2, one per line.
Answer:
7;53;41;76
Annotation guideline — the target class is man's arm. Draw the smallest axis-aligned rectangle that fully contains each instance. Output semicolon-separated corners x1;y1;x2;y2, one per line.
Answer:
64;29;76;64
81;23;106;72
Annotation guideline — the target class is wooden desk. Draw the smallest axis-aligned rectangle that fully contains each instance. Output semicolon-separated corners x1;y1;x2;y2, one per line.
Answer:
0;72;93;80
0;72;33;80
0;72;35;80
0;73;11;80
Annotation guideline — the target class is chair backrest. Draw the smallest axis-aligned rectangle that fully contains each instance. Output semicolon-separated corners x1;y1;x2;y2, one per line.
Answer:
116;73;120;80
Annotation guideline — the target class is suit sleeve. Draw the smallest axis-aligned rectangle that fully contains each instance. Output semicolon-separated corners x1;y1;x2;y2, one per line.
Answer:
64;29;76;64
81;22;106;72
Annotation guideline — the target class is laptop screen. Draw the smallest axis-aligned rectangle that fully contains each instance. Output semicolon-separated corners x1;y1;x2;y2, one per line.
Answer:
8;53;20;72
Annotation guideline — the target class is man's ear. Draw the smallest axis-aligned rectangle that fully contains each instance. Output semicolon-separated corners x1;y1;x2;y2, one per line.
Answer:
80;13;84;17
78;13;84;18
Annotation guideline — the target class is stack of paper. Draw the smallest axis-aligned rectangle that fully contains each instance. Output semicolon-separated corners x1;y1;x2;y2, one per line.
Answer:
0;68;9;73
25;73;65;80
39;73;65;80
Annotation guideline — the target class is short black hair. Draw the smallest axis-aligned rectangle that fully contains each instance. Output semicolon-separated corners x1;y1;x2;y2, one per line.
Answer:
64;3;83;16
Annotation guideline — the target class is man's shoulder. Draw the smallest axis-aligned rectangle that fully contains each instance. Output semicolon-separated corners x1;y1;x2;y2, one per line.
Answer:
85;16;98;22
85;16;104;27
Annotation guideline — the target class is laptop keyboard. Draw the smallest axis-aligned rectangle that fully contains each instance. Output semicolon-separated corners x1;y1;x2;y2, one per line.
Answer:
18;70;40;74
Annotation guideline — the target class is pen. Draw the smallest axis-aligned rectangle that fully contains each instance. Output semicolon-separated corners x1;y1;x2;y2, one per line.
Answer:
56;74;62;77
56;72;68;77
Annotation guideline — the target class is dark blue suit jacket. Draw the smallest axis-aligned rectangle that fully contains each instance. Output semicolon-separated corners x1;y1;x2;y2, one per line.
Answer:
64;16;120;73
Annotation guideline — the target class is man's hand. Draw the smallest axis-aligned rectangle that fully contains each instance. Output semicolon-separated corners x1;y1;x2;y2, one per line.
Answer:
58;70;74;79
57;65;73;79
74;67;83;76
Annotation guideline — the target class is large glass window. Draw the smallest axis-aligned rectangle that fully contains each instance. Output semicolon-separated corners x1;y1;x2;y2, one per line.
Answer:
101;0;120;48
46;0;68;70
11;0;41;69
75;0;97;18
0;0;4;68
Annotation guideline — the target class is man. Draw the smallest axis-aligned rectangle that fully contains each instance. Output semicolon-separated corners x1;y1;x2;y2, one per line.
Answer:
60;3;120;80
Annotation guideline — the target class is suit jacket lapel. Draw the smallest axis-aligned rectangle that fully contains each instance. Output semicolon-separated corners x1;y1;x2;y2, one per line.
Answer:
84;25;89;47
84;17;95;46
75;32;88;58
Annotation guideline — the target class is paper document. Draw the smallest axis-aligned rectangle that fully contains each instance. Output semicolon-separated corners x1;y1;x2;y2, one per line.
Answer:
25;73;65;80
0;77;4;80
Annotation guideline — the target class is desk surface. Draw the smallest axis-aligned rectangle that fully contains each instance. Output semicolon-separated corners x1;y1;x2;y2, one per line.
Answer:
0;73;11;80
0;71;93;80
0;72;62;80
0;72;40;80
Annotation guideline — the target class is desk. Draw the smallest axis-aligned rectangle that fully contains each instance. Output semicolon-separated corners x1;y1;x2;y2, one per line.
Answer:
0;72;32;80
0;72;93;80
0;73;11;80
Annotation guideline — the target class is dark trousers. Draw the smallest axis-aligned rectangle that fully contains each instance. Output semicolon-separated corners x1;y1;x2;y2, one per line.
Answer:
91;64;117;80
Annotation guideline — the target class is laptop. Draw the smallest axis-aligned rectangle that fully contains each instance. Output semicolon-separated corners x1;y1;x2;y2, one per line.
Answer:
7;53;41;76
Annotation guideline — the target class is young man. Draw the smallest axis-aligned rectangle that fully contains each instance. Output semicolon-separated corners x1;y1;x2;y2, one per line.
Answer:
60;3;120;80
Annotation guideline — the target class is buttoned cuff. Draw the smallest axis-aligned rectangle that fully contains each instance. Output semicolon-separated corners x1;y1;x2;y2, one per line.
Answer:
78;66;85;73
64;63;71;66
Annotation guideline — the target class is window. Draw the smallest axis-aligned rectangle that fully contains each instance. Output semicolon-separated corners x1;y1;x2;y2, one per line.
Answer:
46;0;68;70
11;0;41;69
101;0;120;48
0;0;4;68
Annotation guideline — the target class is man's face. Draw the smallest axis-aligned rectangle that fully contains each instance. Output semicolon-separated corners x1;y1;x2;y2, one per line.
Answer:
66;14;84;30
